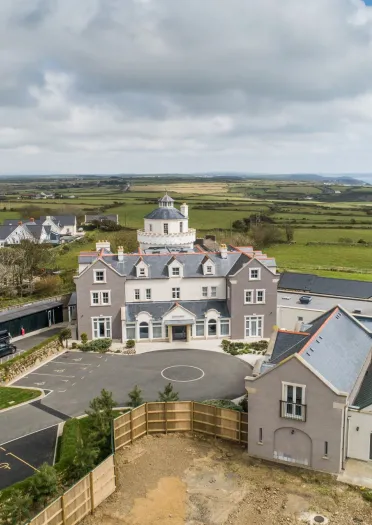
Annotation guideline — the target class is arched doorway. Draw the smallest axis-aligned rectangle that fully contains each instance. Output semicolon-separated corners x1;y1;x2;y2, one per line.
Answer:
274;427;312;467
208;319;217;336
139;322;149;339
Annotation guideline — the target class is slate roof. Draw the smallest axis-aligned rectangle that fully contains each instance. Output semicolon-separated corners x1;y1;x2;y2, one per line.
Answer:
353;362;372;409
270;307;372;394
68;292;77;307
85;214;118;224
354;316;372;332
0;224;19;240
144;207;186;220
40;215;75;226
159;194;174;203
126;300;230;322
25;224;45;240
78;251;272;279
0;300;63;323
278;271;372;299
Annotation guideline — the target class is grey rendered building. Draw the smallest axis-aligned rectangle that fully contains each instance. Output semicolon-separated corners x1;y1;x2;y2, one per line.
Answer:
246;306;372;473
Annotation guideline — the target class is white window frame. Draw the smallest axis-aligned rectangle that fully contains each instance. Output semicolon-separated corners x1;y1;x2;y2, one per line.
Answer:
134;289;140;300
202;286;208;298
90;290;111;306
146;288;152;300
256;289;266;304
245;315;264;338
249;268;261;281
172;267;180;277
206;265;213;274
195;320;205;337
164;223;169;234
220;319;230;336
172;287;181;299
92;316;112;339
93;269;106;283
210;286;217;298
139;267;146;276
281;382;306;421
244;289;254;304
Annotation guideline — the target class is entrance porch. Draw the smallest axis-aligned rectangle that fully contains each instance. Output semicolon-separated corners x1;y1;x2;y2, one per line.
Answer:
167;324;192;342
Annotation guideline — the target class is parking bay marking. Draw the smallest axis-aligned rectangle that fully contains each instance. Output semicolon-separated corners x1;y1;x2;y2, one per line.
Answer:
30;373;75;378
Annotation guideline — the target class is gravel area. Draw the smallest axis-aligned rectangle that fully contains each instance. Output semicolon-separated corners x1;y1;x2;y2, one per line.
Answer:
82;434;372;525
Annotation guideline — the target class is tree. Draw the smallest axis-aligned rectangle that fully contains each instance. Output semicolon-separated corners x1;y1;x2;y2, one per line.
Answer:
249;224;283;249
86;389;117;456
59;328;72;348
62;428;99;484
158;383;179;402
0;489;33;525
284;224;295;243
29;463;59;508
128;385;144;408
109;230;138;252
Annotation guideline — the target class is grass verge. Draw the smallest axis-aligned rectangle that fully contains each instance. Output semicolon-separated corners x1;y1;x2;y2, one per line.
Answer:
0;386;40;410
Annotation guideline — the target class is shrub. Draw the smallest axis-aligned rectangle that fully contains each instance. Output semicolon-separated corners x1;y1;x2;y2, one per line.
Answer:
239;395;248;413
0;489;33;525
221;339;268;356
29;463;59;508
79;338;112;353
158;383;179;402
59;328;71;348
201;399;242;412
128;385;144;408
80;332;88;344
361;489;372;502
126;339;135;349
71;342;77;349
358;238;367;244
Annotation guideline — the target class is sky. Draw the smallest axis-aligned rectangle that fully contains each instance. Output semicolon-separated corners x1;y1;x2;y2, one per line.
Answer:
2;0;372;176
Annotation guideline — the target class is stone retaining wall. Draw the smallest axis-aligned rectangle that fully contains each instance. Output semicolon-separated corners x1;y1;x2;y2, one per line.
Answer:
0;340;63;383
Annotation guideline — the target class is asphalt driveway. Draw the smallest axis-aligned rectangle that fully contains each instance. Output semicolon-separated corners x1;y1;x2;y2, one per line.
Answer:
0;349;252;445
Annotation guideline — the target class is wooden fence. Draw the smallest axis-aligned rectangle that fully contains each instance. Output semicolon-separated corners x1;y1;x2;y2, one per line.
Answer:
114;401;248;450
27;402;247;525
28;455;116;525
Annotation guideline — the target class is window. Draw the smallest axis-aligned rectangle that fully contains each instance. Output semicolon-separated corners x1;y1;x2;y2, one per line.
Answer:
202;286;208;298
297;316;304;322
211;286;217;298
245;316;263;337
256;290;265;303
172;267;180;276
92;317;111;339
139;321;149;339
259;428;263;444
149;224;153;232
249;268;261;281
208;319;217;336
244;290;253;304
220;319;230;336
146;288;151;300
324;441;328;458
152;322;162;339
94;270;105;283
281;383;306;421
126;323;135;340
195;320;205;336
90;291;110;306
180;222;183;233
139;268;146;276
172;287;180;299
134;289;140;300
101;291;110;305
164;223;169;234
206;265;213;274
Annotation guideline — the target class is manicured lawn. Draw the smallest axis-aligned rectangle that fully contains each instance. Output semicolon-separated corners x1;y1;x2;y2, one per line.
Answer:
0;386;41;410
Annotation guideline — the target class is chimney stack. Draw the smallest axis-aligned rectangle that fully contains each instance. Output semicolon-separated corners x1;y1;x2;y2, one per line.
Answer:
180;203;188;218
95;240;111;252
220;244;228;259
30;217;34;222
118;246;124;262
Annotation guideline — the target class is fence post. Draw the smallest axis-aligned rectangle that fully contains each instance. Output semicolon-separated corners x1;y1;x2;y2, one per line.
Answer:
90;471;95;513
214;405;217;440
239;411;242;444
61;494;67;525
145;403;149;435
130;409;134;443
191;401;194;433
165;402;168;434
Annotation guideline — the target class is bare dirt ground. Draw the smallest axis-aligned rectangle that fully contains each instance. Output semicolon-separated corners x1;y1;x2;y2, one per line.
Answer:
83;434;372;525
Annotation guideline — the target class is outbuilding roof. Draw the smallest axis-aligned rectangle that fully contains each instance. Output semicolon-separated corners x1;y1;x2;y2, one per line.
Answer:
278;271;372;299
0;300;63;323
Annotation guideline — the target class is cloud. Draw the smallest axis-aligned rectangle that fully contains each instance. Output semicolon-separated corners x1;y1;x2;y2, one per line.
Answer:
1;0;372;174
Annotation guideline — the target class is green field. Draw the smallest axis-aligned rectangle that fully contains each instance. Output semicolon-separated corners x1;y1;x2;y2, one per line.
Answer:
0;386;40;410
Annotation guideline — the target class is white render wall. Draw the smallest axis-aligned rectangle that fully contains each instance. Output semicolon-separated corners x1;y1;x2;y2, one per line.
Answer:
125;276;226;302
144;218;188;234
347;408;372;461
277;305;325;330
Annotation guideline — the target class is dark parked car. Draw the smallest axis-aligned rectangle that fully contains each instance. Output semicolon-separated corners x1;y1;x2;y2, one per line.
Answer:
299;295;312;304
0;330;17;358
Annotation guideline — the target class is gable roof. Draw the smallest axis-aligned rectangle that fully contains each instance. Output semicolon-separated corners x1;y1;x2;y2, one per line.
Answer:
270;306;372;394
24;224;45;240
0;224;21;240
40;215;75;227
278;271;372;299
159;193;174;203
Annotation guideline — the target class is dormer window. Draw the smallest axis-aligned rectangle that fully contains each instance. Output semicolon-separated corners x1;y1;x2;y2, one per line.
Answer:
136;258;149;278
167;257;183;278
172;267;180;276
202;257;215;275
